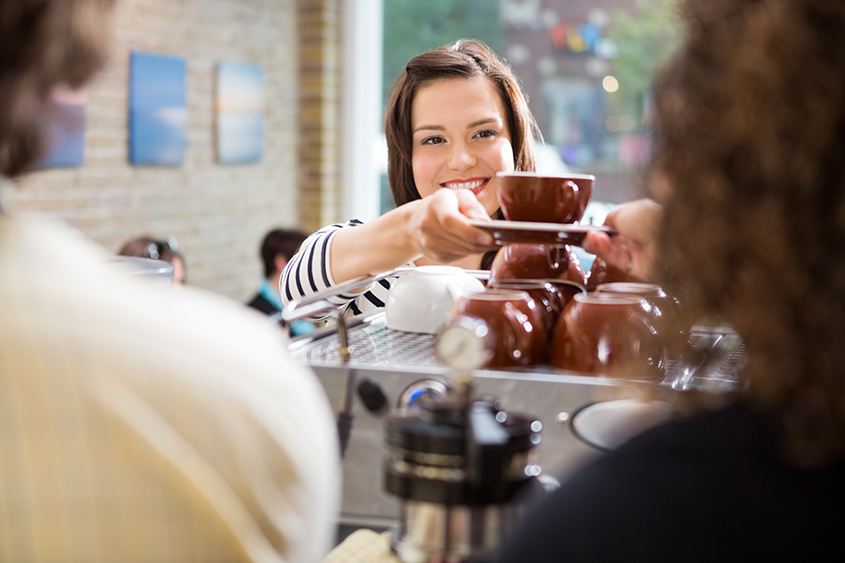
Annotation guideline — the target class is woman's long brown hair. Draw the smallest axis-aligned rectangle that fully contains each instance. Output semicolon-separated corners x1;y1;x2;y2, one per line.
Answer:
384;39;540;270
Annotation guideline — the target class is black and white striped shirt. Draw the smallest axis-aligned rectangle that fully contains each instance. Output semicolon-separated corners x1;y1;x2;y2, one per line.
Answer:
280;220;411;321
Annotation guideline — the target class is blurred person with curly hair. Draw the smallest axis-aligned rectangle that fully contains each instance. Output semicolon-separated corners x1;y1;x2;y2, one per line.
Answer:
499;0;845;560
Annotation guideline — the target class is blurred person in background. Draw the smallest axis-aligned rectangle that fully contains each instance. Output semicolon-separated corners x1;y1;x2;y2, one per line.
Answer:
247;228;316;335
0;1;338;562
118;235;186;284
282;39;539;321
499;0;845;560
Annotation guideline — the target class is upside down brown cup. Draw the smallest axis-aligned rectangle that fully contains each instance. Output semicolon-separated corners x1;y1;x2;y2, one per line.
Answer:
449;289;548;368
595;282;690;357
551;293;664;378
487;278;587;337
490;244;586;286
585;256;639;291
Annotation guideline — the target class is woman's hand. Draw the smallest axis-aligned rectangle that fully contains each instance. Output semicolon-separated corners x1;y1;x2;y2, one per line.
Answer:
403;188;496;265
328;188;497;283
583;199;663;282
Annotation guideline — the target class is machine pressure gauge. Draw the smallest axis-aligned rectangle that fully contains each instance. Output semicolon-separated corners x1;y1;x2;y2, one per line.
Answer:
435;316;493;372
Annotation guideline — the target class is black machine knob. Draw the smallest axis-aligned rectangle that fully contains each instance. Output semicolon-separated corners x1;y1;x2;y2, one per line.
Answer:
357;377;389;416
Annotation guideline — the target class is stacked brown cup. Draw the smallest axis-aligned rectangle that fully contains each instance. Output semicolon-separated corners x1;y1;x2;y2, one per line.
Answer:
442;173;593;369
550;292;664;378
490;172;595;287
443;173;691;375
448;289;549;368
594;282;691;357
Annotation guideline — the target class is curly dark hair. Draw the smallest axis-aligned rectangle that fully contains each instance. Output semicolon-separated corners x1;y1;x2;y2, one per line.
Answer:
0;0;114;177
384;39;539;208
653;0;845;466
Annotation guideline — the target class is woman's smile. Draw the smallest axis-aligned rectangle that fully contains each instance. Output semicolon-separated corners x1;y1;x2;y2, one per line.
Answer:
440;176;489;196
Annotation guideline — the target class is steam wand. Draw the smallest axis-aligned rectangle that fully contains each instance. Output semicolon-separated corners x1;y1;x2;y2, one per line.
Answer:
280;269;411;458
334;311;355;458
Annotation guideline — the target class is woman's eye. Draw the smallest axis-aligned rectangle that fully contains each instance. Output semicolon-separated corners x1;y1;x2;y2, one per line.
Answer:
475;129;497;139
421;136;445;145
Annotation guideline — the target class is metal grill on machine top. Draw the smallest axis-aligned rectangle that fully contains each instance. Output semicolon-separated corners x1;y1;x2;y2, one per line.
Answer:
289;310;745;391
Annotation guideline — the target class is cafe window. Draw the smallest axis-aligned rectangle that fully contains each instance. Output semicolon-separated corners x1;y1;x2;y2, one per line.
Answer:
380;0;681;216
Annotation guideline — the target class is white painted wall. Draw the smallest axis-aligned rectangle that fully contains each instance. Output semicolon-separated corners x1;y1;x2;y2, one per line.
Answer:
340;0;384;222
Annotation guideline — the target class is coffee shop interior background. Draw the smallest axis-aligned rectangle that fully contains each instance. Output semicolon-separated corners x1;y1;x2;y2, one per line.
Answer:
7;0;676;301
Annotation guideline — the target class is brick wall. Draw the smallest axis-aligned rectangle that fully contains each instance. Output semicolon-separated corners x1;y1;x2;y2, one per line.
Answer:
7;0;342;301
297;0;342;233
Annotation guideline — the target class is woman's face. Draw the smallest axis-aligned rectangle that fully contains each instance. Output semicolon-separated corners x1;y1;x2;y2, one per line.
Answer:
411;76;514;216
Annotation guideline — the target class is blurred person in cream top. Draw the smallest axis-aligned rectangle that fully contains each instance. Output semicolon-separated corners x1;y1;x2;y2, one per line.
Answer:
0;0;339;558
0;183;339;562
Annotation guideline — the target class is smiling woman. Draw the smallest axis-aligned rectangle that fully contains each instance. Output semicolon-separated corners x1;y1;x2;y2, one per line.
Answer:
410;75;514;217
282;40;540;320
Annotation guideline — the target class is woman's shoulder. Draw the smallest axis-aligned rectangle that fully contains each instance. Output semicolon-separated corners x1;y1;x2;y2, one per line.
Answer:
312;218;365;235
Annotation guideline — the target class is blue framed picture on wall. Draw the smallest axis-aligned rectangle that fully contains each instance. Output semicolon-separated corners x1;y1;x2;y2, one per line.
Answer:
216;61;264;163
36;86;88;168
129;51;187;166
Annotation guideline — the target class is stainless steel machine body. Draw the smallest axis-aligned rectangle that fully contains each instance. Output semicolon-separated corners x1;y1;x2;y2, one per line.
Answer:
288;310;744;530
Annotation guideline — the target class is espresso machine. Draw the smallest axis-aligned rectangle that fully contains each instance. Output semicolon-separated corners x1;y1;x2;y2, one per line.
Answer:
282;270;745;561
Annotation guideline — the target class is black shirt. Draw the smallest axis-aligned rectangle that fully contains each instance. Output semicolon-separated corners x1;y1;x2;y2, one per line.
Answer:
498;403;845;562
247;292;278;315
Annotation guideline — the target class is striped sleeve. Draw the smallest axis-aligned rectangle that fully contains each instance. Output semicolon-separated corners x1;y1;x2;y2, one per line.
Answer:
280;220;401;322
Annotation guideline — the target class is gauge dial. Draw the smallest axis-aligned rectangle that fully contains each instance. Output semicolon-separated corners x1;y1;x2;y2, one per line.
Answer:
435;317;493;371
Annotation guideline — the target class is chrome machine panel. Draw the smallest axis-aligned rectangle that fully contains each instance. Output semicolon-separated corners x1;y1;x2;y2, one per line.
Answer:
288;312;744;528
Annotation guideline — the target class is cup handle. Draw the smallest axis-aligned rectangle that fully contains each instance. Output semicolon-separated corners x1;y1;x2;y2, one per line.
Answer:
627;311;667;375
544;244;568;273
501;305;532;365
561;180;580;222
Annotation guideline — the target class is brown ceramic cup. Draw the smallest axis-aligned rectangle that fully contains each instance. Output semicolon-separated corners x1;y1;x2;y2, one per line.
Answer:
487;279;586;336
550;293;663;378
449;289;548;368
496;172;595;223
595;282;689;357
544;279;588;309
585;256;639;291
490;243;586;286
